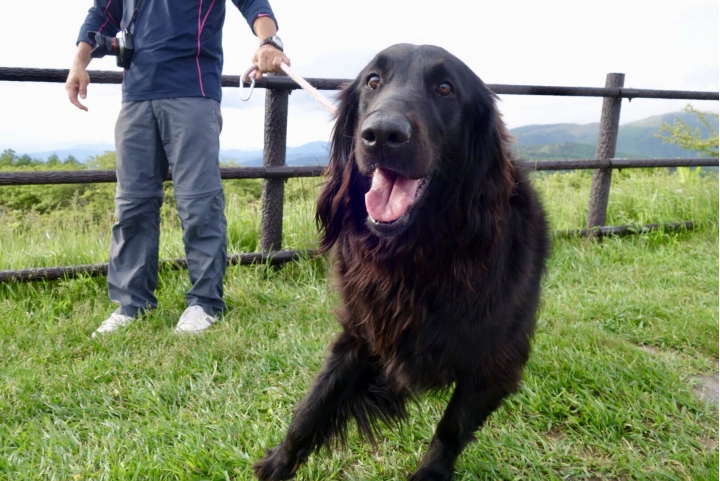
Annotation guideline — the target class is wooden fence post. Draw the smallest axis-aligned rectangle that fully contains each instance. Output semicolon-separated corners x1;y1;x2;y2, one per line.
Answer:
260;80;289;252
586;73;625;236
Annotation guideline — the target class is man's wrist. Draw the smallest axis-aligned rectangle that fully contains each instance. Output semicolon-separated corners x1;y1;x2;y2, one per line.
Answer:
259;35;283;52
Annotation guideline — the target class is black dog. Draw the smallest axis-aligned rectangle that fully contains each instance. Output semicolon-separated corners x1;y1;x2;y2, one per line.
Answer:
254;44;550;481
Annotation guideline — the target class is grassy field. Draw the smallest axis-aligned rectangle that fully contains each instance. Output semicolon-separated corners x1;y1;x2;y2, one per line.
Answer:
0;168;718;480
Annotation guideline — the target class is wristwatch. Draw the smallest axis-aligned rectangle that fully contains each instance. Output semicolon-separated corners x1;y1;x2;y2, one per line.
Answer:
260;35;284;52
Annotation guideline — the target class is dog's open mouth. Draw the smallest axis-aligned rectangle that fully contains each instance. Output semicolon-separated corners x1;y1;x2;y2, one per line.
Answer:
365;168;430;226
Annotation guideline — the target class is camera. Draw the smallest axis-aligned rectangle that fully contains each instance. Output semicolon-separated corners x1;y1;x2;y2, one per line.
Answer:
88;29;134;69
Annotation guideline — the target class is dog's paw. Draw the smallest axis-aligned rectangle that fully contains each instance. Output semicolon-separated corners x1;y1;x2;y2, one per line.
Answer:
408;465;453;481
252;446;298;481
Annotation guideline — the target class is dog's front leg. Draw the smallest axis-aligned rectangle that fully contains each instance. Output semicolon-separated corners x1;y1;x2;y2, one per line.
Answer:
409;378;511;481
253;331;372;481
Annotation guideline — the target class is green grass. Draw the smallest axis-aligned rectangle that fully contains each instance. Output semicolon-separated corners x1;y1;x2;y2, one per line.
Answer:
0;169;718;480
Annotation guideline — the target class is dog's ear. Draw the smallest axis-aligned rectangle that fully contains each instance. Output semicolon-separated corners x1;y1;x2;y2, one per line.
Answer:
316;77;362;253
450;77;516;250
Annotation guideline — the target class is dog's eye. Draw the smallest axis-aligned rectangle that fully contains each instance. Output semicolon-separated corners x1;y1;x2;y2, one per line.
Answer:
436;82;454;97
366;75;380;90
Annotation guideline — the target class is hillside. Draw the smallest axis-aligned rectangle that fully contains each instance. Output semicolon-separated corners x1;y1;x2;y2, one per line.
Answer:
219;141;329;167
511;142;634;161
512;111;718;159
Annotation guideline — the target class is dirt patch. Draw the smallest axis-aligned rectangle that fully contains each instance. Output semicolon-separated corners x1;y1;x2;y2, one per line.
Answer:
700;438;718;450
692;373;719;406
637;344;662;355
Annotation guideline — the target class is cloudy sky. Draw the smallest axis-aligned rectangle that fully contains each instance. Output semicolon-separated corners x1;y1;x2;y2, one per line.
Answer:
0;0;717;153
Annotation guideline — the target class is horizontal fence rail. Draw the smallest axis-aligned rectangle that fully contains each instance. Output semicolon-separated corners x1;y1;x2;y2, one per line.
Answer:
0;166;326;186
1;67;718;100
556;221;694;239
523;158;719;170
0;250;315;283
0;159;716;186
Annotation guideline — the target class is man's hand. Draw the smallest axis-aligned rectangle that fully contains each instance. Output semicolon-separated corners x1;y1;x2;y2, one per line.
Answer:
251;44;291;80
251;15;290;80
66;42;92;111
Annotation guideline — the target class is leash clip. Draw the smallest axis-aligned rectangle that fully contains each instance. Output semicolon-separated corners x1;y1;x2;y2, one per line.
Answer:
240;76;255;101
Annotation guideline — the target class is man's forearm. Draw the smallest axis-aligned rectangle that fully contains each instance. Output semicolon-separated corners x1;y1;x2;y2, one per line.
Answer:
66;41;93;111
73;42;94;70
252;15;278;40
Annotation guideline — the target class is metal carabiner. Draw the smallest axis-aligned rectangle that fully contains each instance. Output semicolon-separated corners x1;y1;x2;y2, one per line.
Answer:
240;76;255;101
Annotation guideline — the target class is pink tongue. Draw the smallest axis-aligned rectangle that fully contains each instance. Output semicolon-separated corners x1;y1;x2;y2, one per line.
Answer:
365;169;420;223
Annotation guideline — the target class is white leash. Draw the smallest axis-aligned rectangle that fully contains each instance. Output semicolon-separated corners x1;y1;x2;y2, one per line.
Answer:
240;62;337;115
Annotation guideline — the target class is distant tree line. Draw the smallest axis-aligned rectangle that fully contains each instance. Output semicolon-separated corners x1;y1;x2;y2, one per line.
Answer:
1;149;82;168
0;149;114;170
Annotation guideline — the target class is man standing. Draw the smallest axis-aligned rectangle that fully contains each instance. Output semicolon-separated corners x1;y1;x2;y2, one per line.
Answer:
66;0;290;335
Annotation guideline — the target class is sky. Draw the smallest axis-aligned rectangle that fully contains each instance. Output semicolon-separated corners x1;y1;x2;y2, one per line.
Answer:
0;0;718;153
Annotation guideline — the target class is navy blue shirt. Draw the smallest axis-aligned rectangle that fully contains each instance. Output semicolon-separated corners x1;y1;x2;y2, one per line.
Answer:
77;0;277;102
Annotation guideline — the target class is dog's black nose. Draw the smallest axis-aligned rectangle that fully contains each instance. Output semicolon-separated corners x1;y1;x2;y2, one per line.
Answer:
360;115;411;151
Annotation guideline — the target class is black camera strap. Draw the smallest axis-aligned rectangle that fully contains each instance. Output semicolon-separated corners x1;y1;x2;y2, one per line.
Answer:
125;0;145;32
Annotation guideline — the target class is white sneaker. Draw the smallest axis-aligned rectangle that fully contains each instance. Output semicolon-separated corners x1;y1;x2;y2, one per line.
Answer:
174;305;217;334
92;312;133;337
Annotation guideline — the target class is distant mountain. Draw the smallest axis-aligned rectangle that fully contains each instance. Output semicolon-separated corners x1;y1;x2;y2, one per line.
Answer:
220;141;329;166
512;142;624;161
11;111;716;165
511;123;599;146
511;111;717;159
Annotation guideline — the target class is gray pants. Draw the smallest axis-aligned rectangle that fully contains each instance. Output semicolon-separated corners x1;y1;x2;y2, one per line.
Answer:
110;97;227;317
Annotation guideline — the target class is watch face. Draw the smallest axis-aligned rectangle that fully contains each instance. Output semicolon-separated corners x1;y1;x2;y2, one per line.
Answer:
262;36;283;51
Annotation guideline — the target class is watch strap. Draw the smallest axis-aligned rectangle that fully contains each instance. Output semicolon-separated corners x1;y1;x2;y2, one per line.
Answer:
260;36;283;52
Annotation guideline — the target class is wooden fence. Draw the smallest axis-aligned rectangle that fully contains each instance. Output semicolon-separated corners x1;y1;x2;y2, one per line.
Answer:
0;67;717;283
